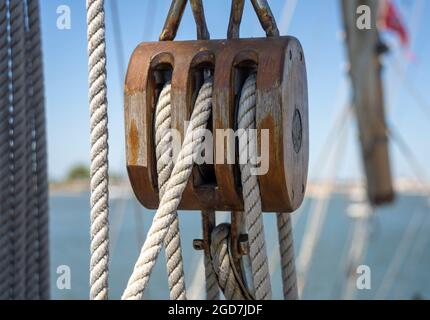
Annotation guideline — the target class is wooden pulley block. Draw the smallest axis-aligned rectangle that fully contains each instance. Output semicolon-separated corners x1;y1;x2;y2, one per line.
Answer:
124;0;309;213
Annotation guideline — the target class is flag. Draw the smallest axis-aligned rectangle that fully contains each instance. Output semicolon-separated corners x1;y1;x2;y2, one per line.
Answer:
379;0;408;46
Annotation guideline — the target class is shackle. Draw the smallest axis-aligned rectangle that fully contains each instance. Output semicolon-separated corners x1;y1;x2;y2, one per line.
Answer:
159;0;279;41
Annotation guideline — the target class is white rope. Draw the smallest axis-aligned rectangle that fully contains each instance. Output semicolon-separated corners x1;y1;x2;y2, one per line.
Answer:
154;82;187;300
86;0;110;300
209;73;298;301
237;73;272;300
204;249;220;300
122;72;297;301
201;211;219;300
122;78;213;300
277;212;298;299
210;224;246;300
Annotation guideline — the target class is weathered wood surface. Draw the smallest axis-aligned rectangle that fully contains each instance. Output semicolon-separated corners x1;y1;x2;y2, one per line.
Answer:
124;36;308;212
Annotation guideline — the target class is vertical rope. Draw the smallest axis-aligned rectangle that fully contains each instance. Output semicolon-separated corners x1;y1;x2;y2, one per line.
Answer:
86;0;109;300
0;0;49;300
237;73;271;300
204;251;220;300
203;210;220;300
277;212;298;299
28;0;49;300
154;82;187;300
9;0;28;299
122;79;213;300
24;0;39;299
210;224;246;300
0;0;11;300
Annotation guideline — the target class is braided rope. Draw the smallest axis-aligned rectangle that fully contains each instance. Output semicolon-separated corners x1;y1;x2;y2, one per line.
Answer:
154;82;187;300
24;0;39;299
204;251;220;300
210;224;245;300
277;212;298;299
9;0;28;299
237;73;271;300
202;210;220;300
0;0;11;300
86;0;110;300
28;0;50;300
122;78;213;300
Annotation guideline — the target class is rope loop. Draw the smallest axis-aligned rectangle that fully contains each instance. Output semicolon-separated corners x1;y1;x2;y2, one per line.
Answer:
209;223;250;300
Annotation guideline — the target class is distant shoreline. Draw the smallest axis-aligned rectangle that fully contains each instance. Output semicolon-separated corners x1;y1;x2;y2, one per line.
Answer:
49;178;430;198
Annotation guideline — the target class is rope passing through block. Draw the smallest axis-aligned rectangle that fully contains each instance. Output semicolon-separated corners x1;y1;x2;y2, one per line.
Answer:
122;78;214;300
125;36;308;213
120;0;307;300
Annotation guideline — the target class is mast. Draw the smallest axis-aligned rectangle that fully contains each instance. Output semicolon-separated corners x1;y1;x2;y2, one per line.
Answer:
340;0;394;205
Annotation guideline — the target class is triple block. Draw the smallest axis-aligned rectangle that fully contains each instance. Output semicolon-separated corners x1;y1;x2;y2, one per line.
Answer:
124;36;308;212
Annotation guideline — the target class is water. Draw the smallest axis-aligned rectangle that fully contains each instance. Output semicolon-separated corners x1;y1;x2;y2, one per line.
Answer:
49;193;430;300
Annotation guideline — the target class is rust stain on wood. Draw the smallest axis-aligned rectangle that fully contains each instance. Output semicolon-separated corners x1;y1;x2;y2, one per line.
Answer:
124;36;308;212
128;119;139;165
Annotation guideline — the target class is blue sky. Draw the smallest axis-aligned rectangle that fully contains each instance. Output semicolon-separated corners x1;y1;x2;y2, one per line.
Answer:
39;0;430;181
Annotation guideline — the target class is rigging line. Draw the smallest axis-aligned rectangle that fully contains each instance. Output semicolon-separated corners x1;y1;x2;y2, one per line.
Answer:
330;183;368;299
372;52;430;298
307;76;350;181
108;0;125;90
86;0;110;300
133;201;145;248
404;0;424;51
386;123;429;194
385;0;423;113
374;51;430;295
389;200;430;298
108;0;146;254
9;0;29;299
358;81;429;196
311;102;353;180
142;0;158;40
374;208;423;299
291;201;305;228
121;78;213;300
296;106;352;296
278;0;297;35
268;201;306;276
305;0;330;70
330;204;357;299
188;213;229;299
0;0;11;299
391;57;430;122
347;80;430;295
109;188;129;258
341;205;374;300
